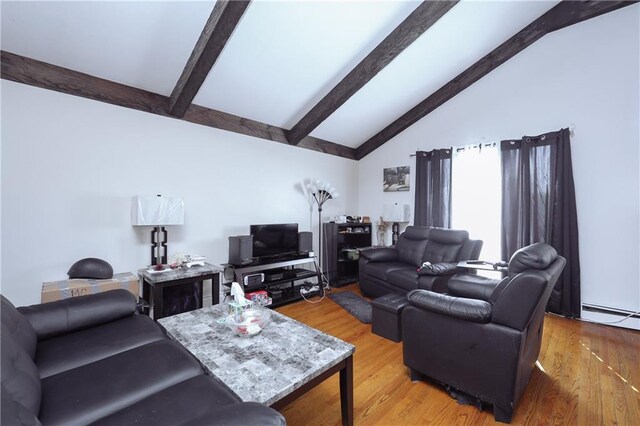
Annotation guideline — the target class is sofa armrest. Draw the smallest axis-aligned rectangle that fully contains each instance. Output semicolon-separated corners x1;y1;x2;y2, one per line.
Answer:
184;402;285;426
360;247;398;262
407;289;492;323
417;262;461;276
17;289;137;340
447;273;501;301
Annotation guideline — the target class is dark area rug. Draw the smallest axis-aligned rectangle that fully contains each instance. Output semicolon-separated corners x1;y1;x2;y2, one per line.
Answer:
328;292;372;324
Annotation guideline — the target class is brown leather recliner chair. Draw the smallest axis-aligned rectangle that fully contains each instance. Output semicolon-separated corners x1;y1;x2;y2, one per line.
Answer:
402;243;566;423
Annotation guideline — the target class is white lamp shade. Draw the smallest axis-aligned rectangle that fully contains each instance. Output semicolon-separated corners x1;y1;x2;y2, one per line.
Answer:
132;195;184;226
382;204;411;222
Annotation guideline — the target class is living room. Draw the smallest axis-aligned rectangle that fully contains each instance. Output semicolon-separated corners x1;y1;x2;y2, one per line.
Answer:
2;1;639;425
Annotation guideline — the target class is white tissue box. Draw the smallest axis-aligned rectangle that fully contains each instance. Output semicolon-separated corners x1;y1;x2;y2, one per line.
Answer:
228;299;254;317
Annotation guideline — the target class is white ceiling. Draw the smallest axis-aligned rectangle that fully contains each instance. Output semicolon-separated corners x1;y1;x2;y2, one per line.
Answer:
1;1;215;96
1;0;559;149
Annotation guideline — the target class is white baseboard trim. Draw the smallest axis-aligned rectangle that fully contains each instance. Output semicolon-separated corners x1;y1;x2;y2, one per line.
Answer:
581;304;640;331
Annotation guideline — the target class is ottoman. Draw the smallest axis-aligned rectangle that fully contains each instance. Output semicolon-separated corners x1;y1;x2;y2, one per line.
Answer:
371;293;409;342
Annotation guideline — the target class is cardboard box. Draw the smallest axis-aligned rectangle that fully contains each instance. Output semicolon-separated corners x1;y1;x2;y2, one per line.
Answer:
42;272;139;303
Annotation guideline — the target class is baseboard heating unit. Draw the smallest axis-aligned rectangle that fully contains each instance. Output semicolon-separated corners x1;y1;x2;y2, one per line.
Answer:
581;303;640;319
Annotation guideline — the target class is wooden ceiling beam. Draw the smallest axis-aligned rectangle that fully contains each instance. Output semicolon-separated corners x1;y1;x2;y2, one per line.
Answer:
287;0;459;146
169;0;251;118
356;0;638;159
1;51;356;160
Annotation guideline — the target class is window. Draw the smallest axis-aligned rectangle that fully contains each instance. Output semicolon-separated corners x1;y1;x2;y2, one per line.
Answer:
451;144;502;261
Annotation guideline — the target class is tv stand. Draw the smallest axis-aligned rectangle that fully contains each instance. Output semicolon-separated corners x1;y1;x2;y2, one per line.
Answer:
230;256;322;308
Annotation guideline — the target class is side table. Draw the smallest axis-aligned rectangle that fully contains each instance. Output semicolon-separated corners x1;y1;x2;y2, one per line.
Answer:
457;260;508;273
456;260;508;278
138;263;223;320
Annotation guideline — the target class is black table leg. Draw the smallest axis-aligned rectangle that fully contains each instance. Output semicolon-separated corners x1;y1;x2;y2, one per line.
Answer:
212;274;220;305
153;282;164;320
197;281;204;309
339;355;354;426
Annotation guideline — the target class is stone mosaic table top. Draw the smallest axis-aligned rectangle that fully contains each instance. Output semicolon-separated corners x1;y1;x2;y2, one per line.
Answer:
138;263;222;283
158;304;355;406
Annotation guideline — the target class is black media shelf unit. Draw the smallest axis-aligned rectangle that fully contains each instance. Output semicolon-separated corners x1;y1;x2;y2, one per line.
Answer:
323;222;372;287
229;256;322;308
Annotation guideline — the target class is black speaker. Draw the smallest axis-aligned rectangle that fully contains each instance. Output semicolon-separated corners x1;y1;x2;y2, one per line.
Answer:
228;235;253;265
298;231;313;254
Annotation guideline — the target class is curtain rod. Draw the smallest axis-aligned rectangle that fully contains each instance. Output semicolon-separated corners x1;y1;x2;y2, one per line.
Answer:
409;124;576;158
409;142;496;157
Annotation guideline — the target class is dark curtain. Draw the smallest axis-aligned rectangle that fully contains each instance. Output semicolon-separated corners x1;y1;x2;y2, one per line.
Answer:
414;149;452;228
501;128;580;317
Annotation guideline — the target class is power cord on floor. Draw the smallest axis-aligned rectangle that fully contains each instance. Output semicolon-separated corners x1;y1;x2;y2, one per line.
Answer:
576;310;640;325
312;255;332;290
297;256;333;304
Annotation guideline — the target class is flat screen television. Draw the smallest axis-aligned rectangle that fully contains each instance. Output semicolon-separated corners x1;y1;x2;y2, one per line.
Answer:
250;223;298;261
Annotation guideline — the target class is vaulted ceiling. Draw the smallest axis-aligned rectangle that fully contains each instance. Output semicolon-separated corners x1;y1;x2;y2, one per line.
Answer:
1;1;636;160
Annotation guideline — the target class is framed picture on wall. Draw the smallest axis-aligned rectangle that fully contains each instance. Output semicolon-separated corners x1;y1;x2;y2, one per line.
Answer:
383;166;410;192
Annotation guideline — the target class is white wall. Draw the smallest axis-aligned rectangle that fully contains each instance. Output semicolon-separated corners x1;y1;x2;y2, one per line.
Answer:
358;6;640;328
1;81;358;306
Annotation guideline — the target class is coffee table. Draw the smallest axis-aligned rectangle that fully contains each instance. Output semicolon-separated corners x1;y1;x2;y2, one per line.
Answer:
158;304;355;425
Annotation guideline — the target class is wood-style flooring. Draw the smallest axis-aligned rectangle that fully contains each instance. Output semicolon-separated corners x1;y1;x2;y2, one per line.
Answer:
275;284;640;425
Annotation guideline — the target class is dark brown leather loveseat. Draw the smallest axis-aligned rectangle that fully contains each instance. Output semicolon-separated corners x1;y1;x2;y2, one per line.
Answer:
402;243;566;423
358;226;483;298
1;289;285;425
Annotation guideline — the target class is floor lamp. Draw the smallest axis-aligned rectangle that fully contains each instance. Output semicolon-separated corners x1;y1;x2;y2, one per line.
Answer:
132;195;184;265
306;180;339;277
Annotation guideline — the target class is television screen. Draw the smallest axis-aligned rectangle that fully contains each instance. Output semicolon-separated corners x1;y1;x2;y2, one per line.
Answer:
250;223;298;260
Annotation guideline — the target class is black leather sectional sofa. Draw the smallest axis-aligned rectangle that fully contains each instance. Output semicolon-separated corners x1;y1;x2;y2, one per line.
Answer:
1;289;285;425
359;226;483;298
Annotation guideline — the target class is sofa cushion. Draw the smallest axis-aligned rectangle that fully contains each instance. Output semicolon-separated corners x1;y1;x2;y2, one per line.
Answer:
407;290;492;323
417;262;460;276
1;386;42;426
18;289;137;340
424;240;464;262
360;247;398;262
448;274;502;301
364;261;409;280
428;228;469;244
402;226;431;240
396;228;430;267
423;228;469;263
1;325;41;417
386;269;420;291
417;275;455;294
36;314;166;378
91;375;238;425
182;402;286;426
39;340;203;426
1;295;37;359
508;242;558;276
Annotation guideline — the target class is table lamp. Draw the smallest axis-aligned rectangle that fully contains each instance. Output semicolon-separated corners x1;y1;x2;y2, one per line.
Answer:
132;195;184;265
383;203;411;245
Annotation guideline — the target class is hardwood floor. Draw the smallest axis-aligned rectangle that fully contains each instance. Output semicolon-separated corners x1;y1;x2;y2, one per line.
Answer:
275;284;640;425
